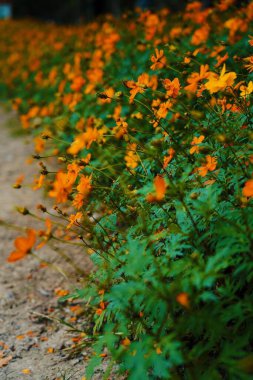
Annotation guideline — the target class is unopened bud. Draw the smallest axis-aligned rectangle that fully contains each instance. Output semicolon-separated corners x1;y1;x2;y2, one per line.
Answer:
216;134;227;143
16;206;29;215
190;192;199;200
58;157;67;163
37;204;47;212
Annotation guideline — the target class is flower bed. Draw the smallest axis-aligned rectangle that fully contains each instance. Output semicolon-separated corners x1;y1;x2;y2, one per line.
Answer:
0;1;253;378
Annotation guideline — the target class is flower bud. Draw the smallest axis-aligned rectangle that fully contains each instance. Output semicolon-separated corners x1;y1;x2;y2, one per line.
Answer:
16;207;29;215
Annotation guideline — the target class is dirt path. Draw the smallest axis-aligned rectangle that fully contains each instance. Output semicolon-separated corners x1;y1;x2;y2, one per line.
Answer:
0;109;93;380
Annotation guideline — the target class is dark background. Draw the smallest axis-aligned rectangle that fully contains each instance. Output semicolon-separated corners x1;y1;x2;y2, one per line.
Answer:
10;0;193;23
9;0;248;23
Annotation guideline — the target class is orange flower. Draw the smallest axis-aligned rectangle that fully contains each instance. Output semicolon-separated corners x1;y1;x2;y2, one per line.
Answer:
73;175;92;209
125;143;139;169
67;127;100;155
154;175;166;200
242;179;253;198
197;155;217;177
215;53;229;68
34;137;45;153
70;76;85;92
224;17;247;43
176;292;189;308
99;87;114;104
191;24;210;46
162;78;180;98
240;81;253;98
49;171;73;203
163;148;175;168
112;118;128;139
13;174;24;188
189;135;205;154
33;174;45;190
124;73;156;103
205;64;237;94
8;229;36;262
145;13;160;41
185;64;211;93
150;49;166;70
67;212;83;229
155;100;172;119
66;163;81;184
244;56;253;73
147;175;166;202
121;338;131;346
217;0;234;11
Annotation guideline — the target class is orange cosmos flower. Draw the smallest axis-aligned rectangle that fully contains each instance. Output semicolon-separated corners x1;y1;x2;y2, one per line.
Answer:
176;292;189;308
240;81;253;98
215;53;229;68
67;127;100;155
155;100;173;120
248;36;253;46
49;171;73;203
33;174;45;190
34;137;45;153
145;13;160;41
150;49;166;70
244;56;253;73
70;76;85;92
205;64;237;94
121;337;131;347
8;229;36;262
191;24;210;46
242;179;253;198
67;212;83;229
197;155;217;177
124;73;156;103
163;148;175;168
125;143;139;169
217;0;234;11
190;135;205;154
147;175;166;202
99;87;114;104
112;118;128;139
13;174;24;188
224;17;247;43
162;78;180;98
73;175;92;209
185;64;211;93
66;163;81;184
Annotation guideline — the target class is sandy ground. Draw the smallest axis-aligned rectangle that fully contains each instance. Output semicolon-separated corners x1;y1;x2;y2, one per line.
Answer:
0;109;94;380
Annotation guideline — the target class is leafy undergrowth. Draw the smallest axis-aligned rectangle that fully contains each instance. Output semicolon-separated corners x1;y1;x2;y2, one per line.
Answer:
0;1;253;379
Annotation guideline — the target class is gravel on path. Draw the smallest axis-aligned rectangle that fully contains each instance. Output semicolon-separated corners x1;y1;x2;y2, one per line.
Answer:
0;109;93;380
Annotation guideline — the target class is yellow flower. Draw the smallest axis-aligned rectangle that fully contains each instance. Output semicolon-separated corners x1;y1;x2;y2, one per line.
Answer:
205;64;237;94
240;81;253;98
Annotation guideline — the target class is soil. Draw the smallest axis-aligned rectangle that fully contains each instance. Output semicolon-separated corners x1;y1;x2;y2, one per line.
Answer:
0;109;95;380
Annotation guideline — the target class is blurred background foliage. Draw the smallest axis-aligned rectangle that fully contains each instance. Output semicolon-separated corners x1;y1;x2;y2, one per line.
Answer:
11;0;214;23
